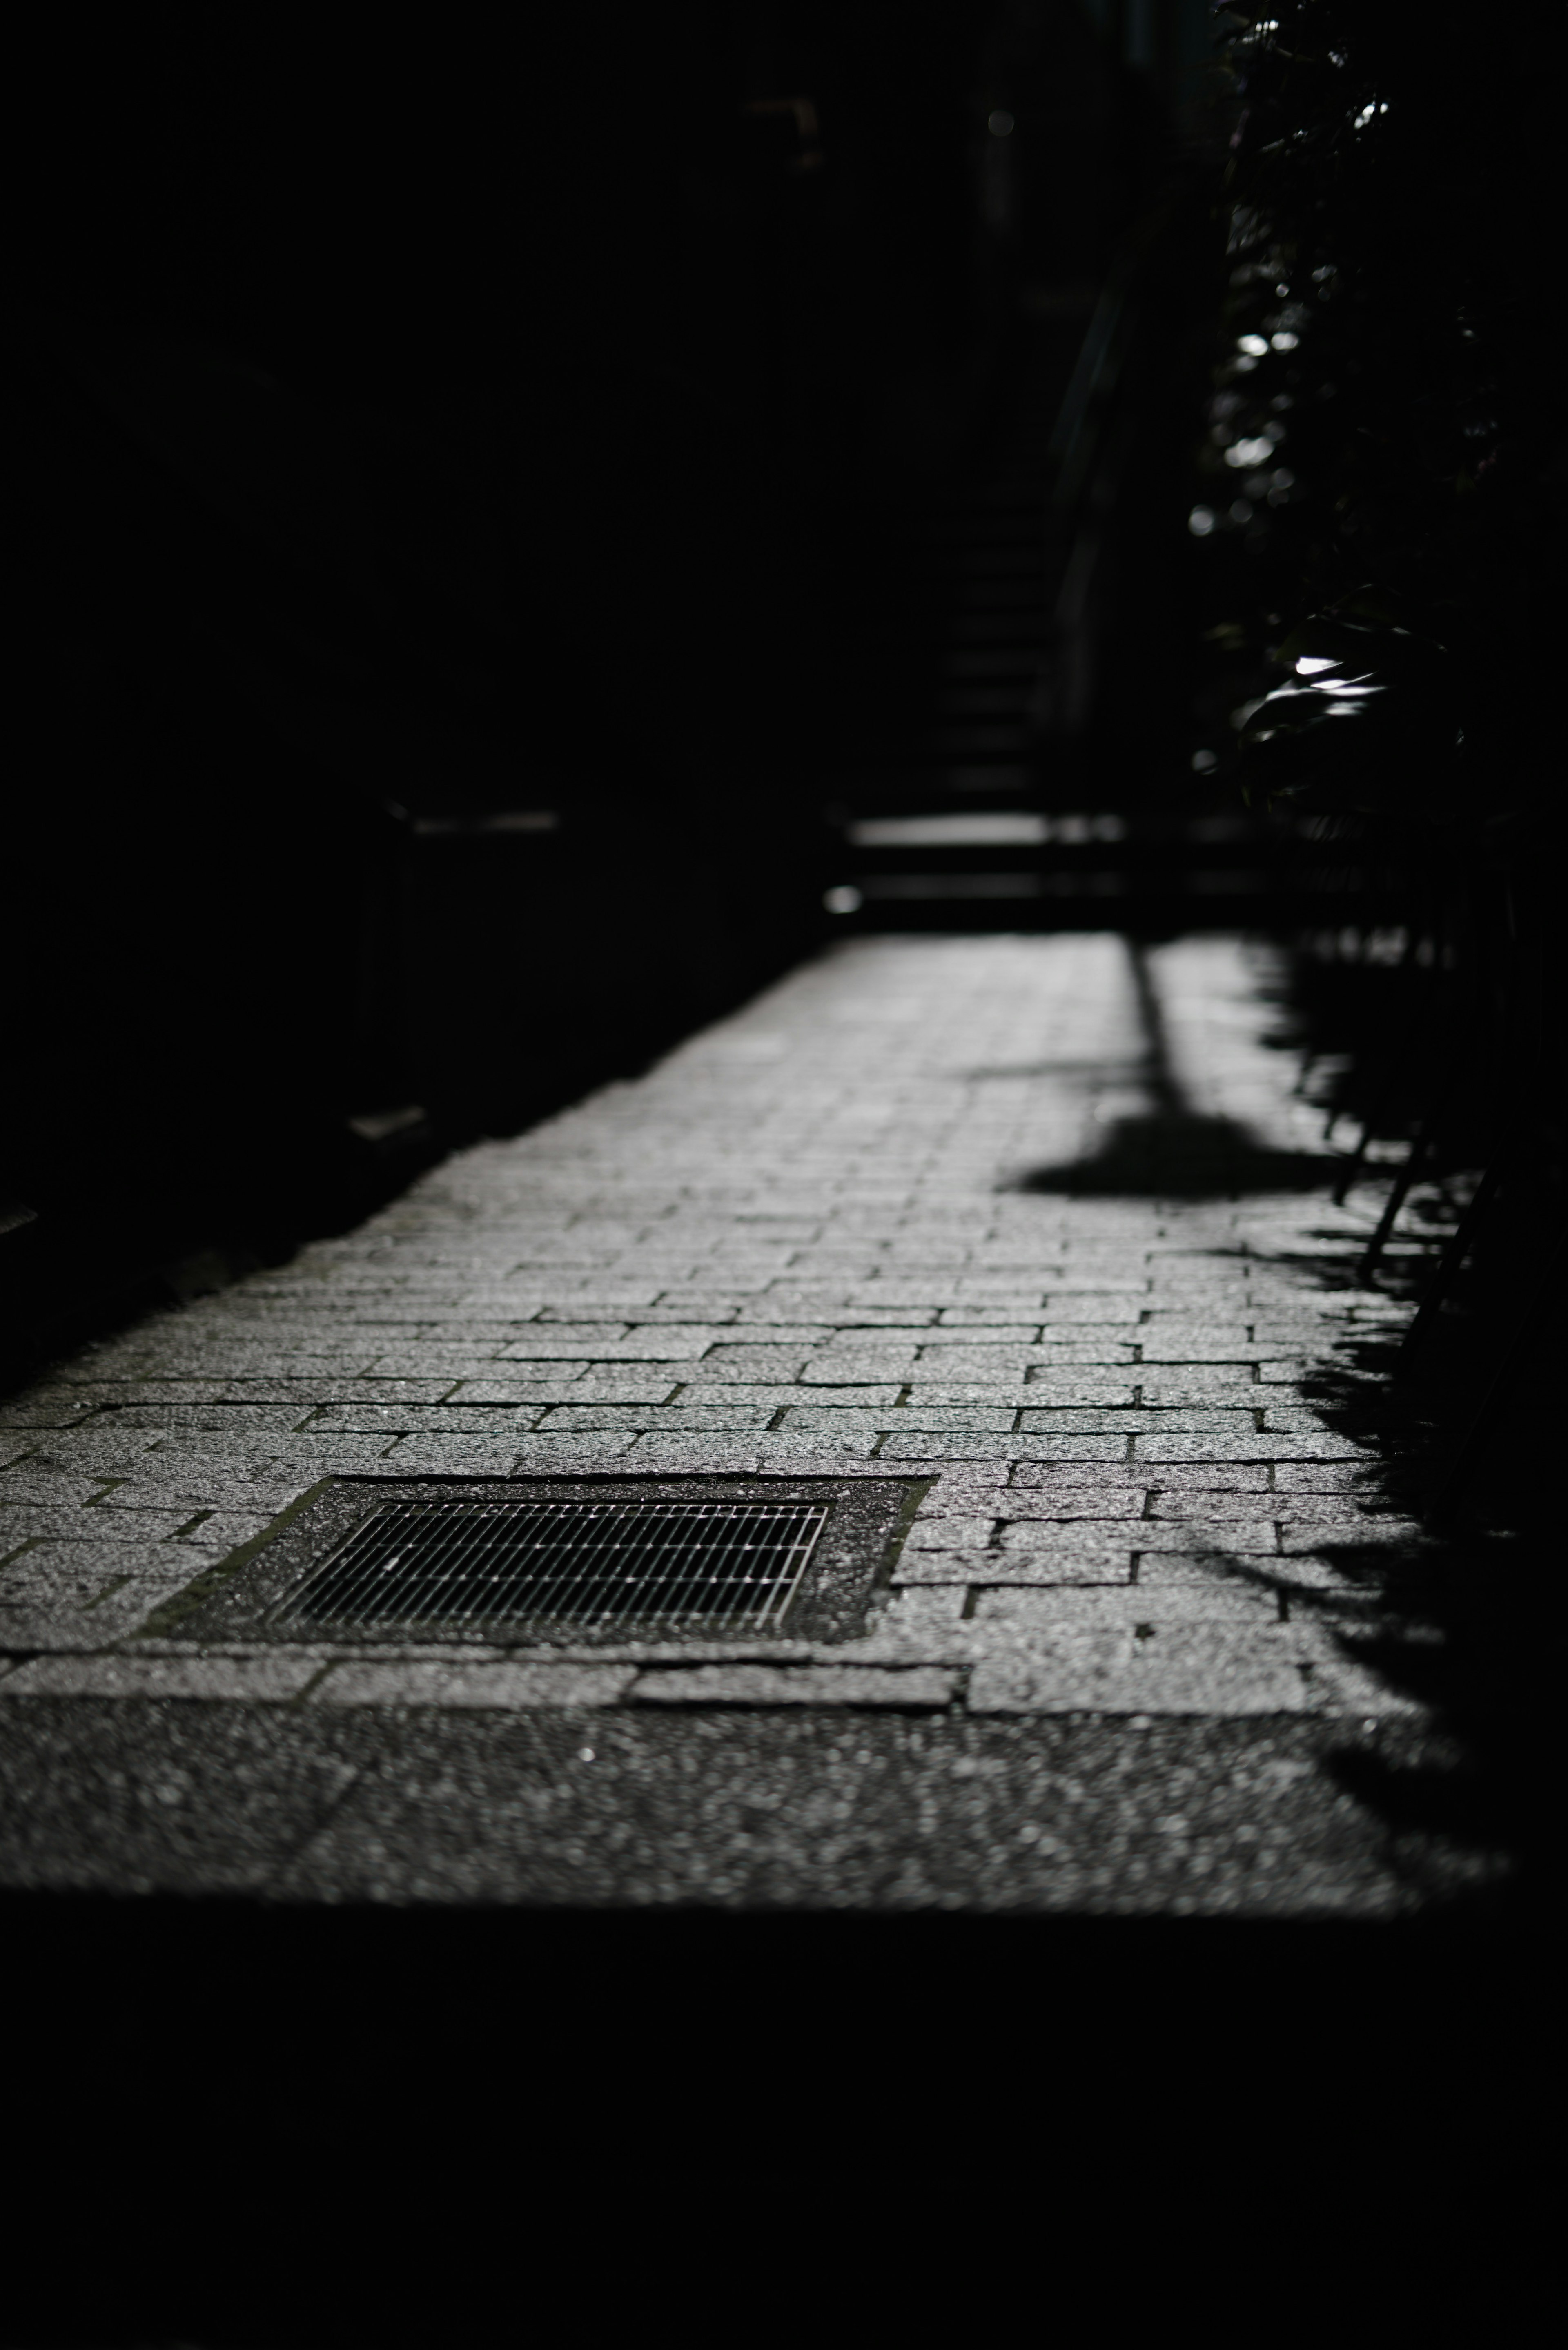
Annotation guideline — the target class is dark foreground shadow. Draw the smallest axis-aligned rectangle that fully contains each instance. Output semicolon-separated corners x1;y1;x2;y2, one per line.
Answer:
0;1889;1548;2346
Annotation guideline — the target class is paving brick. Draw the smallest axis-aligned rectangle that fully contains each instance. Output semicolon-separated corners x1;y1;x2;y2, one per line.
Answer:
751;1432;884;1460
1;1472;135;1512
780;1406;1017;1432
942;1378;1136;1405
0;1576;197;1648
501;1327;750;1360
312;1661;635;1708
621;1437;772;1468
1039;1307;1148;1330
1026;1518;1279;1553
1151;1494;1282;1520
1255;1555;1369;1592
882;1433;1127;1461
1;1653;322;1701
2;1503;203;1546
359;1348;511;1371
765;1304;936;1327
967;1625;1333;1714
1134;1368;1258;1399
303;1405;546;1432
1134;1341;1261;1363
8;1432;166;1472
0;1557;144;1614
1131;1554;1283;1590
678;1384;900;1407
219;1378;467;1404
1138;1320;1253;1341
232;1436;401;1471
1279;1521;1425;1554
0;1536;212;1581
542;1302;744;1325
0;1388;116;1429
904;1515;998;1550
900;1326;1047;1347
1272;1464;1384;1493
1017;1342;1142;1364
509;1433;639;1463
537;1404;777;1431
71;1476;306;1515
87;1404;320;1432
909;1467;1013;1506
871;1588;969;1634
438;1374;581;1402
929;1549;1138;1586
76;1439;300;1482
998;1488;1147;1519
627;1664;956;1707
973;1585;1279;1628
1131;1435;1367;1462
699;1349;815;1380
887;1544;1012;1583
1272;1496;1405;1523
1134;1463;1278;1491
155;1511;278;1550
1018;1408;1260;1433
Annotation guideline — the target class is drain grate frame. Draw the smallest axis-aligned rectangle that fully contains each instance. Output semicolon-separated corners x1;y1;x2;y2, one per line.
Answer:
161;1476;931;1648
276;1496;828;1636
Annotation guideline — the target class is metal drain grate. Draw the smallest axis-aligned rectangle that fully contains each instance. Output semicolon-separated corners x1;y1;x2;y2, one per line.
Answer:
271;1497;829;1633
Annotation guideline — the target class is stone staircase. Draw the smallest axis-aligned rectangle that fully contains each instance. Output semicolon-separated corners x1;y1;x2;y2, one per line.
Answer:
817;284;1362;933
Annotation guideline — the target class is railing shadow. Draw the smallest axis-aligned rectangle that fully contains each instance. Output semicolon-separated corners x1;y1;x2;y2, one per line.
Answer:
1278;1327;1560;1929
996;933;1548;1923
1004;938;1339;1197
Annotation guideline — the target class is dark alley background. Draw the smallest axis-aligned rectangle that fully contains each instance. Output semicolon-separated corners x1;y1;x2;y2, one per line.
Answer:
1;15;1560;2339
2;4;1223;1371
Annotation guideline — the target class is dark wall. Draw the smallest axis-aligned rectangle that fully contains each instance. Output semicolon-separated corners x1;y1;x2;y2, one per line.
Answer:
2;6;1144;1353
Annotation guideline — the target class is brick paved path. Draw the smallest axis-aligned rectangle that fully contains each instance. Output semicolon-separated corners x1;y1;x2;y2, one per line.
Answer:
2;935;1470;1915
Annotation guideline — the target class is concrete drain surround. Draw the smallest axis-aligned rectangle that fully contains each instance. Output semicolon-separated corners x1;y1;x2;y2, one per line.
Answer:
163;1477;929;1649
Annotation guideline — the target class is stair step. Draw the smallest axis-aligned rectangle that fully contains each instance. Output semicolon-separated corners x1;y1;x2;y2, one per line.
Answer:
846;812;1054;848
935;689;1036;716
941;650;1046;679
922;515;1043;545
949;612;1049;642
825;763;1038;803
951;546;1045;575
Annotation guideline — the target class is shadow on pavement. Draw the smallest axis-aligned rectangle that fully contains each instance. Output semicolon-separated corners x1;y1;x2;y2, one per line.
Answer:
1012;1106;1337;1197
1005;938;1338;1198
1278;1314;1567;1935
999;932;1561;1927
